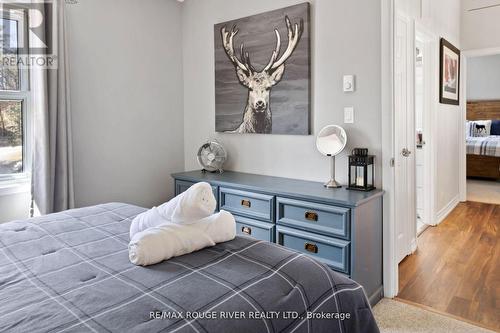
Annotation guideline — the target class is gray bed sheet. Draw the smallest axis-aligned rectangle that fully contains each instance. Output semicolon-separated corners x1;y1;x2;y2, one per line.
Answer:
0;203;379;333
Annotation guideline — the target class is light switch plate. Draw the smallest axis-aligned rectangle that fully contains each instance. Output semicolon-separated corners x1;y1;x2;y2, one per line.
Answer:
343;75;355;92
344;107;354;124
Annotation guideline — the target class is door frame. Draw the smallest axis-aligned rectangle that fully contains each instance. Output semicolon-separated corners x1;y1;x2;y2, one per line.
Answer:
459;47;500;202
381;0;397;298
381;0;441;298
382;0;415;298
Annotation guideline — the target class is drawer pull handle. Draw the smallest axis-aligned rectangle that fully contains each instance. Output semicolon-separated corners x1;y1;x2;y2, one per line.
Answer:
305;243;318;254
242;226;252;235
241;199;251;208
305;211;318;222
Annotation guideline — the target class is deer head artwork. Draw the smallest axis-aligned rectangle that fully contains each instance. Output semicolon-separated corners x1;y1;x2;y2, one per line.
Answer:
221;16;303;134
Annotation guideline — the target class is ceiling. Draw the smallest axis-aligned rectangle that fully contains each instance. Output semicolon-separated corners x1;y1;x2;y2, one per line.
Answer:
463;0;500;11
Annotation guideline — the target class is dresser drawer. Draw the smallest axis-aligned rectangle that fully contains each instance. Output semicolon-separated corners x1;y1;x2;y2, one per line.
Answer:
276;198;350;239
276;226;350;274
235;216;275;242
219;188;274;222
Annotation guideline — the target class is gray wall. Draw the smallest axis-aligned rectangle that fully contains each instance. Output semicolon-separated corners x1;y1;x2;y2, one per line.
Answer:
467;54;500;101
66;0;185;208
182;0;382;186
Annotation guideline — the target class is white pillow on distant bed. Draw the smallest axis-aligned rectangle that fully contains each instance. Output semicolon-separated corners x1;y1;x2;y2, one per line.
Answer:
468;120;491;137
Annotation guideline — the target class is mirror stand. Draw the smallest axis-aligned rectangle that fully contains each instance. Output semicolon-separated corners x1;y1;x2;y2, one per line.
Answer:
324;155;342;188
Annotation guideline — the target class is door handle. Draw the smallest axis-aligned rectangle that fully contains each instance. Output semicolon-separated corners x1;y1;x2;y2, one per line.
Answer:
401;148;412;157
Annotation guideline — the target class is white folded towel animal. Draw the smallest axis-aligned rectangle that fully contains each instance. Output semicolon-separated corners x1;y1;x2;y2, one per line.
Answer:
129;182;216;239
129;210;236;266
157;182;217;223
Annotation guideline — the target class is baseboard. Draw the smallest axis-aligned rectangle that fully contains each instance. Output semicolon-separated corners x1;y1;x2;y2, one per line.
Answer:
368;286;384;307
434;195;459;225
409;238;417;254
416;223;430;236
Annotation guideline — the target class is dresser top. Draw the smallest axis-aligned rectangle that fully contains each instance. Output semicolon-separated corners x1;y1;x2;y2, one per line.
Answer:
172;170;383;207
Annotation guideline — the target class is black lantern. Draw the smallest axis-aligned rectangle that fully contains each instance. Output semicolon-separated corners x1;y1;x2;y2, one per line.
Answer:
347;148;376;191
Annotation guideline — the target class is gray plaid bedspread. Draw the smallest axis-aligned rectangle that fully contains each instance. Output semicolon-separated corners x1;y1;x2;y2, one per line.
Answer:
467;135;500;157
0;203;378;333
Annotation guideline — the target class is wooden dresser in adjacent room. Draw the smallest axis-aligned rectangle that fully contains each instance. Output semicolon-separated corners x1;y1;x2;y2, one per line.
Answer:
172;170;384;306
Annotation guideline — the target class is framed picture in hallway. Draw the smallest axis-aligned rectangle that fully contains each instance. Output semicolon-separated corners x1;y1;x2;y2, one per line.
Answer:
439;38;460;105
214;3;311;135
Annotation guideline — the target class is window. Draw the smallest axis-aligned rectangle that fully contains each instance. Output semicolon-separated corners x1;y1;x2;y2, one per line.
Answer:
0;100;23;174
0;8;30;182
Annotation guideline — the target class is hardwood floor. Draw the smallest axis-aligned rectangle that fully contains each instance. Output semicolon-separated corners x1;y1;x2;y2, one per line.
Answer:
467;179;500;205
398;201;500;332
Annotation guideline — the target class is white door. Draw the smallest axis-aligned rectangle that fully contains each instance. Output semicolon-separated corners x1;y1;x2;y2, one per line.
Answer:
394;13;417;263
414;25;437;231
415;46;426;231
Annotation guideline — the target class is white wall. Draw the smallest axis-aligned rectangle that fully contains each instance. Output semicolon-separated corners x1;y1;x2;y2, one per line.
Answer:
66;0;185;208
461;0;500;50
423;0;462;219
0;188;30;223
467;54;500;100
420;0;462;219
182;0;382;186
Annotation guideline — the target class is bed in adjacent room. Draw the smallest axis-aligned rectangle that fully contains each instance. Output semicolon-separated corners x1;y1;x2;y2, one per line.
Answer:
466;135;500;157
0;203;378;333
466;100;500;180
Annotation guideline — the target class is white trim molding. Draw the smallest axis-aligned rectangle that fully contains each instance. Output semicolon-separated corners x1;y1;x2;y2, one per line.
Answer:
435;195;460;225
381;0;397;299
459;53;468;203
459;47;500;202
0;181;30;197
410;238;417;254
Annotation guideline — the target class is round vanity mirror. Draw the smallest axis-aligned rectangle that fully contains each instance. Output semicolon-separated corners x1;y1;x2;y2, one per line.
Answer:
316;125;347;188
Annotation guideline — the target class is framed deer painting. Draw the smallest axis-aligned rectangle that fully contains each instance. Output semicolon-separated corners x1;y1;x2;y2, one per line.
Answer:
214;3;311;135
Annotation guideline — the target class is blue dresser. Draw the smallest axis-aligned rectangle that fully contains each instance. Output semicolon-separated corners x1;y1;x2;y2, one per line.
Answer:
172;170;384;306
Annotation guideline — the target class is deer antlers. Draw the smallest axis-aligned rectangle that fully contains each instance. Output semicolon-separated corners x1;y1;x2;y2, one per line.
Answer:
221;25;251;73
221;16;304;74
264;16;303;71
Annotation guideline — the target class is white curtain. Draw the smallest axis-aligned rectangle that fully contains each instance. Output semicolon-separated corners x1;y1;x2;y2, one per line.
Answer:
31;0;74;215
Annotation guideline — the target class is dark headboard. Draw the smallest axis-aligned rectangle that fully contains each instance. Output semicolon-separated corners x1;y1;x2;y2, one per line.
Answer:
467;100;500;121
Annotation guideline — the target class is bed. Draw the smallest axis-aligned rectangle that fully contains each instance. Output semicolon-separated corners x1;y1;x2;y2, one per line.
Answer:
0;203;378;333
466;135;500;157
466;100;500;180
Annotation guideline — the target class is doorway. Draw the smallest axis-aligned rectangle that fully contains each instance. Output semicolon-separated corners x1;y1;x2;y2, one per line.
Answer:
395;33;500;331
460;50;500;205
